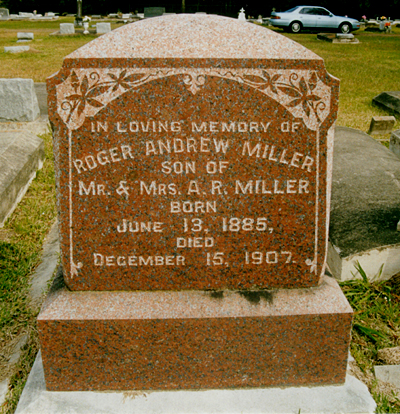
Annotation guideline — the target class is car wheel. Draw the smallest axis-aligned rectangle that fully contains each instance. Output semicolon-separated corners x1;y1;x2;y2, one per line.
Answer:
339;22;351;34
290;21;302;33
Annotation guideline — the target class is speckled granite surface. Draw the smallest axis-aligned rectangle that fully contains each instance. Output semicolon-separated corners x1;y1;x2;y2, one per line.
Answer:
38;274;352;391
66;14;320;60
48;14;339;291
39;14;351;392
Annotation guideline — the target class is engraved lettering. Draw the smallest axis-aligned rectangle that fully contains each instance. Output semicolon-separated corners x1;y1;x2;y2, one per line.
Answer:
177;237;214;248
290;152;303;168
161;161;196;174
235;180;310;194
171;201;217;213
139;181;177;195
94;253;185;266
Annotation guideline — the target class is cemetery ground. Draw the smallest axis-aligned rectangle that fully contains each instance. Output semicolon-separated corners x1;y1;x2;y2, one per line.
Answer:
0;17;399;413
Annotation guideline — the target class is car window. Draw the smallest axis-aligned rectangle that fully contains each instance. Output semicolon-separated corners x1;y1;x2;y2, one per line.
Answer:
299;7;314;14
283;7;299;13
312;8;331;15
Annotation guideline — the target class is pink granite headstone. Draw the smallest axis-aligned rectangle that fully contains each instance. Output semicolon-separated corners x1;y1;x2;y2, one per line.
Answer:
48;14;339;291
39;15;352;391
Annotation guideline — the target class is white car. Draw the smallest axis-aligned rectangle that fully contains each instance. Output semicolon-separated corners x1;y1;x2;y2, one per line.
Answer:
270;6;360;33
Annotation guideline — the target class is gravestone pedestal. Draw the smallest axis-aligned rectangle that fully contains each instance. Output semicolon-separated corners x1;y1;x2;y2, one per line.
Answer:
15;352;376;414
40;14;353;395
38;273;351;391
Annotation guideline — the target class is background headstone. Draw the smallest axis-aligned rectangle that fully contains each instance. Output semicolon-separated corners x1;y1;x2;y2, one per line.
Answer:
144;7;165;18
328;127;400;282
96;22;111;34
373;91;400;115
17;32;34;40
368;115;396;135
0;8;9;19
60;23;75;34
0;79;40;122
4;46;30;53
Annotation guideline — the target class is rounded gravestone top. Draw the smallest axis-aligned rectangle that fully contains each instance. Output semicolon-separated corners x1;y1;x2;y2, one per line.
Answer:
67;14;322;60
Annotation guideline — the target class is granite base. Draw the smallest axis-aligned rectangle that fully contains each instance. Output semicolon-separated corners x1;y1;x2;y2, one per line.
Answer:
38;274;353;391
15;352;376;414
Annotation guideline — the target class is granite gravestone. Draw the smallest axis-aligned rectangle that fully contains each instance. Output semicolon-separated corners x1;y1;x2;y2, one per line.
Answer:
144;7;165;18
48;17;336;292
39;14;352;391
373;91;400;115
59;23;75;34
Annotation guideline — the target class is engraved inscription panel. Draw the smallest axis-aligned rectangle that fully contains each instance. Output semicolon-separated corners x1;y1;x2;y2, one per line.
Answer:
54;67;336;290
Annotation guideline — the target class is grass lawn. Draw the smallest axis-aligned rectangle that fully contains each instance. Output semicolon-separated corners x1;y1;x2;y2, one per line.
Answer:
0;18;400;413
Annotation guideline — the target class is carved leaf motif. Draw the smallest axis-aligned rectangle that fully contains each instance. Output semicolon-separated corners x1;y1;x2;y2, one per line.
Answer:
269;73;281;94
278;85;301;98
76;101;84;116
286;98;302;108
86;98;103;108
71;71;79;91
299;77;308;94
242;74;267;85
302;100;311;116
309;72;318;91
87;84;111;98
80;75;89;96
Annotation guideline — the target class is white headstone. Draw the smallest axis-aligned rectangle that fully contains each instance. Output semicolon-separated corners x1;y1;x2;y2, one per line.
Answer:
60;23;75;34
4;46;30;53
17;32;34;40
0;8;9;19
238;8;246;21
96;22;111;34
0;78;40;122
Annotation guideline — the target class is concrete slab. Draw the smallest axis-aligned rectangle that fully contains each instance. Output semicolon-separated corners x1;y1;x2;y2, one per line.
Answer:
374;365;400;389
390;129;400;158
328;127;400;281
0;131;44;226
0;379;9;407
29;220;60;308
15;351;376;414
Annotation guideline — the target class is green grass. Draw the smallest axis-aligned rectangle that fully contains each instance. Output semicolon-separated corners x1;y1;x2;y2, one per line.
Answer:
341;264;400;412
0;19;400;413
280;28;400;134
0;132;56;413
0;17;122;81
